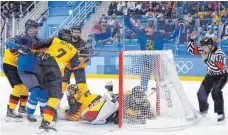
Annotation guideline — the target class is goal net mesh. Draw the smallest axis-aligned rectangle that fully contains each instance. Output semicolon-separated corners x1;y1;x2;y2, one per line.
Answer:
119;50;202;131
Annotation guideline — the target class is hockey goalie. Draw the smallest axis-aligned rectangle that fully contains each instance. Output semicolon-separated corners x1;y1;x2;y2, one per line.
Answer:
58;81;156;125
58;82;119;124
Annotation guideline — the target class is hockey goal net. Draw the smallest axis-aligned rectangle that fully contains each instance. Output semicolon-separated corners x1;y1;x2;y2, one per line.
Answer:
118;50;202;131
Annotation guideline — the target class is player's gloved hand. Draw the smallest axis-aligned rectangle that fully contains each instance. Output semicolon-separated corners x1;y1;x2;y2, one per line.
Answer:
6;39;16;49
15;44;30;54
71;57;88;70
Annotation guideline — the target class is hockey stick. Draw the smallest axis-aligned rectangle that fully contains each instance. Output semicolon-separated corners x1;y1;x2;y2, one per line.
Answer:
147;87;156;98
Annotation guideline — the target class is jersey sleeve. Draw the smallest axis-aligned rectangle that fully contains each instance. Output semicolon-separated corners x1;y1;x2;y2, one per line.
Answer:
187;39;202;55
32;38;53;50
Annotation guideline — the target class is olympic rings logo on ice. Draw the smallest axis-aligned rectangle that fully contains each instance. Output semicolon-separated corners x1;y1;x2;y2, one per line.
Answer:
175;61;193;74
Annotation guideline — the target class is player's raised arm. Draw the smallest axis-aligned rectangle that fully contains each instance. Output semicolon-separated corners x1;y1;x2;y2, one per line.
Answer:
187;32;202;55
32;38;53;50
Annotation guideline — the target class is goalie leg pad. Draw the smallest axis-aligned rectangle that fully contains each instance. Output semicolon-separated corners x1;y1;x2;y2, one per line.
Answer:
90;95;118;125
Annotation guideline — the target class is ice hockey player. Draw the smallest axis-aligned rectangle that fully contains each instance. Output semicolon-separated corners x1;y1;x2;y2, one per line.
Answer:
187;31;227;123
3;37;29;121
62;25;90;99
58;81;119;125
123;86;156;124
124;16;180;91
29;28;78;132
58;81;155;125
6;19;48;122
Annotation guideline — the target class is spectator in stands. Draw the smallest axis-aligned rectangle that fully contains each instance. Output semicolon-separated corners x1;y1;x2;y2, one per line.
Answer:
107;14;117;27
205;25;217;41
94;20;118;44
127;1;136;15
135;2;143;15
142;1;149;14
184;13;193;25
116;1;124;15
164;19;173;32
145;9;154;17
92;21;100;34
108;2;117;16
87;34;93;46
212;12;219;25
221;21;228;39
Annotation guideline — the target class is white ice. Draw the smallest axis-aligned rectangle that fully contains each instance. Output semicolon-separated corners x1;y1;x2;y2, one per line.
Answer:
0;77;228;135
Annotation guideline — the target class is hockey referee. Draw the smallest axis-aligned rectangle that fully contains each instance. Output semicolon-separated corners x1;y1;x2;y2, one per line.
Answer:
187;31;227;123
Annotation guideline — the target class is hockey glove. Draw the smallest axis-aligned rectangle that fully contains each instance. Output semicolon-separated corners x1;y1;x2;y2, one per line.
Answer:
15;44;30;54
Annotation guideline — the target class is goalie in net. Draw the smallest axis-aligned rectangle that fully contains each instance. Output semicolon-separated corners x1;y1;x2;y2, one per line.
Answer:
119;50;202;130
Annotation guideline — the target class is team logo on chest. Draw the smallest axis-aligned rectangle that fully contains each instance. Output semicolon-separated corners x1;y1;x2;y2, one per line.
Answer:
146;40;155;50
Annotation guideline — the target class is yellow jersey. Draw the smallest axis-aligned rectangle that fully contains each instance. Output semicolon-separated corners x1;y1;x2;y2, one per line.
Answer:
3;49;18;67
45;38;77;76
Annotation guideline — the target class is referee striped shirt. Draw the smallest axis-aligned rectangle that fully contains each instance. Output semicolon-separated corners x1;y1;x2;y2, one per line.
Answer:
187;40;227;76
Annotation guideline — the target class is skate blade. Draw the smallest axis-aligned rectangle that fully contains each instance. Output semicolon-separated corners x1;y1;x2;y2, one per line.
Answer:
37;129;57;135
5;117;23;122
217;120;226;125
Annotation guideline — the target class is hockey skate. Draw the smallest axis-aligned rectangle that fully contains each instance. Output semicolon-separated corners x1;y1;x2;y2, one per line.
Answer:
27;114;37;122
5;105;23;122
217;114;226;124
37;120;57;134
18;105;26;115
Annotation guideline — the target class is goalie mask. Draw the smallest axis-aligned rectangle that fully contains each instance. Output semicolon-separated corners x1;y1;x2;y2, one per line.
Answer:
66;84;79;98
131;86;146;98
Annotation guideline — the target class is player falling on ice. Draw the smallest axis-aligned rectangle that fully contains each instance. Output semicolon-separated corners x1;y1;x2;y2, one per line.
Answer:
187;32;227;123
57;81;155;124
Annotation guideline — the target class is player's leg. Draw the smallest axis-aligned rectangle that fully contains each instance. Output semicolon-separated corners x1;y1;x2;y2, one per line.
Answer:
18;71;42;122
62;68;72;96
18;84;28;114
211;74;227;122
140;61;153;91
197;74;214;114
73;68;88;92
39;66;62;131
3;63;24;119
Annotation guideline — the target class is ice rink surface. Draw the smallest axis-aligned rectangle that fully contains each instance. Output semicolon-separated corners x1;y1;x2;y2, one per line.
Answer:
0;77;228;135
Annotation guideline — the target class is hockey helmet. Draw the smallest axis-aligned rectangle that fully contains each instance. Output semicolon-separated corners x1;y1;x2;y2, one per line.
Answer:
200;37;214;47
131;86;145;98
25;19;39;31
58;28;71;41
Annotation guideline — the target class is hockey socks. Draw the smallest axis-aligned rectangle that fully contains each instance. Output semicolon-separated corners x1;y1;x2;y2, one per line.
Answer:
27;87;41;115
9;84;22;110
38;90;48;113
43;98;60;124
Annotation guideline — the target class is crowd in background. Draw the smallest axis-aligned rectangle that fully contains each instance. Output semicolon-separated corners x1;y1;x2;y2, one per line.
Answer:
91;1;228;46
1;1;34;19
